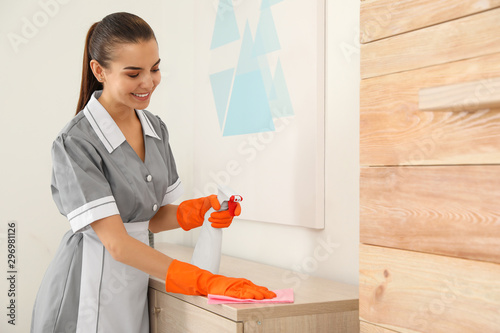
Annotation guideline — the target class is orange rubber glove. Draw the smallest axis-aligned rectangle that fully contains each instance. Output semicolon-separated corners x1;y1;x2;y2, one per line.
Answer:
166;259;276;299
177;195;241;231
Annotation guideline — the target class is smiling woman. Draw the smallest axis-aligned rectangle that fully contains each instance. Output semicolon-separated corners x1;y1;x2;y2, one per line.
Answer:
30;11;274;333
91;40;161;120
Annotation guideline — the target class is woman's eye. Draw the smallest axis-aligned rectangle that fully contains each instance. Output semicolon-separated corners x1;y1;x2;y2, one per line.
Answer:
128;73;139;78
152;68;160;73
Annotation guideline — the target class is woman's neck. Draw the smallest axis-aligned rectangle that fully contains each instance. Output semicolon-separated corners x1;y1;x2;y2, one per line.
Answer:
98;92;136;124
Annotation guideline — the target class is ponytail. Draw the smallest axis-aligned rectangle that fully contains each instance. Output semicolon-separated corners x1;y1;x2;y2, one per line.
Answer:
76;22;102;114
75;13;156;115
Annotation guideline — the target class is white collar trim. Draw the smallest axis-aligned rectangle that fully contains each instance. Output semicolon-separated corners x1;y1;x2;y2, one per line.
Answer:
83;90;161;153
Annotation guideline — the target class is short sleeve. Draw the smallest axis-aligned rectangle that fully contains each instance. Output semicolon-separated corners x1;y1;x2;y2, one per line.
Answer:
51;134;120;233
157;117;184;206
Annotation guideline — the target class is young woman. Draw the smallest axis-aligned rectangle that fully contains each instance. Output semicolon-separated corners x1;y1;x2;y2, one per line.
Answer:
31;12;275;333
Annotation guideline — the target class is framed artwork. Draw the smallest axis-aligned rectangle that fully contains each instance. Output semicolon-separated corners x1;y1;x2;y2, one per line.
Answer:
192;0;325;228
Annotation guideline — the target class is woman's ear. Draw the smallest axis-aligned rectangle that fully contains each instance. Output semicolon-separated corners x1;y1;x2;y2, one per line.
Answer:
90;59;106;83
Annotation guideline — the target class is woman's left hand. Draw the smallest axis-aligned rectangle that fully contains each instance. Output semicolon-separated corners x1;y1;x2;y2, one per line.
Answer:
177;195;241;230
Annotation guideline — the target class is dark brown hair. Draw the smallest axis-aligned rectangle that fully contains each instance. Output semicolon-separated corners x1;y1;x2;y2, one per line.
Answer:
76;12;156;114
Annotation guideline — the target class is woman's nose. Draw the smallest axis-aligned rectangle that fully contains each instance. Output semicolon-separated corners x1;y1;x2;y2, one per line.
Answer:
141;73;155;90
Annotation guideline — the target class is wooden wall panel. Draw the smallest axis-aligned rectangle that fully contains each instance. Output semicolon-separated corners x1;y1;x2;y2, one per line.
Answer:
360;2;500;333
361;8;500;78
360;53;500;166
360;0;500;43
360;244;500;333
360;166;500;264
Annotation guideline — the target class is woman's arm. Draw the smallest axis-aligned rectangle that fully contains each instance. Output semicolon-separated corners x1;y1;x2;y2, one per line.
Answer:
148;204;180;233
91;215;173;280
91;214;276;299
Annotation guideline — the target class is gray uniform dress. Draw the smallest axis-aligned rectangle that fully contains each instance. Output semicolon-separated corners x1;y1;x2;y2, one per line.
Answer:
31;90;183;333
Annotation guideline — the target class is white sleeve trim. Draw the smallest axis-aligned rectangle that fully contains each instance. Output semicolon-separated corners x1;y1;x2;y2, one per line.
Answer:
161;178;184;206
68;196;120;233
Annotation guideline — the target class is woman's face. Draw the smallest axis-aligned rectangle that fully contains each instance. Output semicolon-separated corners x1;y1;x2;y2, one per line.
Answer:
98;39;161;112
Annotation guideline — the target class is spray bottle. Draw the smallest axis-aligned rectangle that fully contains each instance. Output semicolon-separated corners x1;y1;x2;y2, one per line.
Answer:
191;187;242;274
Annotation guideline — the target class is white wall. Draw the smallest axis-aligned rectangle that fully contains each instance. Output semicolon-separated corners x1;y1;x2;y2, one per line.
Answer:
0;0;358;332
161;0;361;286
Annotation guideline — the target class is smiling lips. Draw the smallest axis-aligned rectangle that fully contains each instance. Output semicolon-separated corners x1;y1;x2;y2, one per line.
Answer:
131;92;151;101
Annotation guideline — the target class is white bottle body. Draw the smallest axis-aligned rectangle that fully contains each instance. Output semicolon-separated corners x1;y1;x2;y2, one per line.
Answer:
190;189;231;274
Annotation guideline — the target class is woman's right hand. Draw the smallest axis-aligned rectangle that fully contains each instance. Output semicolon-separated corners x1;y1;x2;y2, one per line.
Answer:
165;259;276;300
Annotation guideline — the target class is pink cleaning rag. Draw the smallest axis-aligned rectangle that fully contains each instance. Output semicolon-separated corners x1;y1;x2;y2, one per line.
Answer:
207;288;294;304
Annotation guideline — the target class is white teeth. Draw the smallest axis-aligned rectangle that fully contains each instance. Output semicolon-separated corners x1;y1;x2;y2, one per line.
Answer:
132;92;149;98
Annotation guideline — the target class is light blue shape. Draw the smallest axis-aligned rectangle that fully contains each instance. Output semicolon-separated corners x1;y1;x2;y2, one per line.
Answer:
210;0;240;49
258;56;277;101
270;59;294;118
236;21;260;75
223;70;275;136
209;68;235;130
252;7;281;57
261;0;284;9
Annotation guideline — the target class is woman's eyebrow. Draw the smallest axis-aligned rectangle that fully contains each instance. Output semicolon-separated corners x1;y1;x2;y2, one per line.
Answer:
123;59;161;70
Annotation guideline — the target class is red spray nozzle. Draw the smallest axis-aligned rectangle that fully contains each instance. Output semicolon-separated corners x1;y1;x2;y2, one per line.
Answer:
228;195;243;216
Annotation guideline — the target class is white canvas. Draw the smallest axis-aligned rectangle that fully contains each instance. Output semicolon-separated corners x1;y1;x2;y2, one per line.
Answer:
192;0;325;228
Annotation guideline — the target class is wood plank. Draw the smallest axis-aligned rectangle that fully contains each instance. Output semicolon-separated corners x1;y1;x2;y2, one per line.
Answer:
361;320;400;333
419;77;500;112
360;53;500;166
360;0;500;43
361;8;500;78
244;311;359;333
155;291;243;333
360;165;500;264
149;243;359;322
359;244;500;333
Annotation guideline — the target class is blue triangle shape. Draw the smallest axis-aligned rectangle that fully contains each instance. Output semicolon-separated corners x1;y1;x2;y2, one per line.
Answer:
209;68;235;130
252;7;281;57
223;70;275;136
261;0;271;9
270;59;294;118
210;0;240;49
235;21;260;75
258;56;277;101
261;0;284;9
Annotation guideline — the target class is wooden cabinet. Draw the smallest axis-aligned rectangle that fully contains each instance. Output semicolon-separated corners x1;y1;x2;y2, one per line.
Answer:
148;287;243;333
148;243;359;333
360;1;500;332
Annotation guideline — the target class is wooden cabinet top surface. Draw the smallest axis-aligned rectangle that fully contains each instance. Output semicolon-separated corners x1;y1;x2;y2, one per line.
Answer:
149;242;359;322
